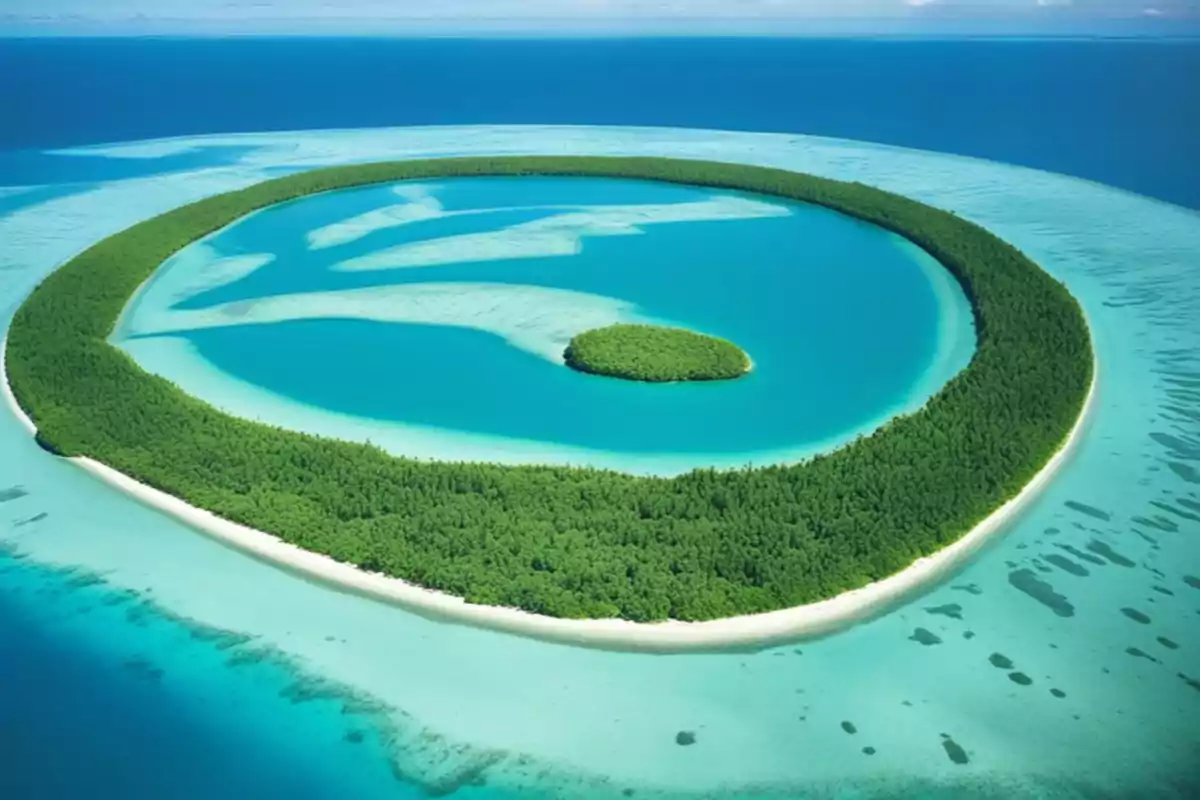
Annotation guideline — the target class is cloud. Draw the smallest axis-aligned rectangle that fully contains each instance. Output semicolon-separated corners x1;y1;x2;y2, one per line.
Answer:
4;0;1184;21
4;1;898;21
2;0;1195;33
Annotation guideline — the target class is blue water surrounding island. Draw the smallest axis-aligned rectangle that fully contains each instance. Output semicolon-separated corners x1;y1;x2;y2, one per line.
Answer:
1;37;1199;800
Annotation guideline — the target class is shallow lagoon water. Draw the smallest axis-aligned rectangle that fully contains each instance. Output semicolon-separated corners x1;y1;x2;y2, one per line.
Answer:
113;175;972;472
2;125;1200;798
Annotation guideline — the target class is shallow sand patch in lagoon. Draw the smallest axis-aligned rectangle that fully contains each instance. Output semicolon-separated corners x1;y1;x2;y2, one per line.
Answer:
122;279;664;366
306;183;446;250
331;193;792;271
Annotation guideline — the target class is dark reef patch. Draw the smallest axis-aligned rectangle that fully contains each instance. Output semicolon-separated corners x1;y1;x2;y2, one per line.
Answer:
101;588;139;607
0;486;29;503
1008;569;1075;617
1152;432;1200;460
1133;516;1177;533
1065;501;1112;521
926;603;963;620
67;573;105;589
909;627;943;646
988;653;1015;669
940;734;970;765
1056;543;1106;566
1163;404;1200;423
190;626;255;651
280;679;352;706
1086;540;1136;568
226;649;271;668
1044;554;1089;577
1121;607;1152;624
1151;500;1200;523
1126;647;1161;664
1167;462;1199;484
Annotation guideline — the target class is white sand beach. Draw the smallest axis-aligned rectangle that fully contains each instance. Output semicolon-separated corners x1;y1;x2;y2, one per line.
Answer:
0;307;1097;654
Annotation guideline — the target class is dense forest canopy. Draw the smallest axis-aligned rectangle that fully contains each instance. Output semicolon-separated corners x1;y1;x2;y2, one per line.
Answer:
5;156;1093;622
564;324;750;382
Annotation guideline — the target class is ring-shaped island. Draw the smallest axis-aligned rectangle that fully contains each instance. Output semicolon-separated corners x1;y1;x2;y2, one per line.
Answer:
2;156;1094;651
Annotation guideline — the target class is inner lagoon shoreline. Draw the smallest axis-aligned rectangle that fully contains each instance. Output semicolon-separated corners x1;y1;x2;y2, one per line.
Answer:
109;172;974;478
0;326;1097;653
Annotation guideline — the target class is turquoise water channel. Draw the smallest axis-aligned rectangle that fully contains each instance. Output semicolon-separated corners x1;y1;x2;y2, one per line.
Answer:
112;175;973;473
2;126;1198;798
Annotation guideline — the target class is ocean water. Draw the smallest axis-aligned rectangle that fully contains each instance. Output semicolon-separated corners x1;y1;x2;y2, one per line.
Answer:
111;175;971;472
1;39;1199;800
0;554;421;799
1;38;1198;210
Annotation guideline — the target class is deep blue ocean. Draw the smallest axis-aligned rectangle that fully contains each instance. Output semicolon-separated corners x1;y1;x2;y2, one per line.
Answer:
1;37;1198;799
1;37;1198;209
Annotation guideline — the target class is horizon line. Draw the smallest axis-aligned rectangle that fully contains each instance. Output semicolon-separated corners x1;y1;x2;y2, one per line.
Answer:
2;14;1198;39
3;30;1199;41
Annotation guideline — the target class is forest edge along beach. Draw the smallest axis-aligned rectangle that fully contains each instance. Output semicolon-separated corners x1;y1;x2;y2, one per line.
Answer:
1;156;1096;641
2;155;1094;650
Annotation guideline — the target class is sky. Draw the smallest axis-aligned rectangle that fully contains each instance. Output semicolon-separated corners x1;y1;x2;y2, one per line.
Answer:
1;0;1197;36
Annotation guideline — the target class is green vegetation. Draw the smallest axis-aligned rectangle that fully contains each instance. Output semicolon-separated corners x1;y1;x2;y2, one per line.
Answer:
5;156;1093;622
564;323;750;382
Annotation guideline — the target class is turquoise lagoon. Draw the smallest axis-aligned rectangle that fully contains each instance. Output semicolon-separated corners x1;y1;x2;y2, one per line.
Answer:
112;175;972;473
2;126;1199;798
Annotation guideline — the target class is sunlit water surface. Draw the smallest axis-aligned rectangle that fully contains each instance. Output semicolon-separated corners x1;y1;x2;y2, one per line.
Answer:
2;126;1199;798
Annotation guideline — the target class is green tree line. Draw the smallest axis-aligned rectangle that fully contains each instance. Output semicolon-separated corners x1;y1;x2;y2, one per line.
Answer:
5;156;1093;622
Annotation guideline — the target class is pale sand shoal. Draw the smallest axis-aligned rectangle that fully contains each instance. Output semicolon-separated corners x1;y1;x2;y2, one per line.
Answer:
1;333;1097;653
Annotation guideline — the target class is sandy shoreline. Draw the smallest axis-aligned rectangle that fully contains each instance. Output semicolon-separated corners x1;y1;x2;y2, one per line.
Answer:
1;332;1097;653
